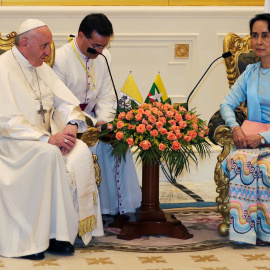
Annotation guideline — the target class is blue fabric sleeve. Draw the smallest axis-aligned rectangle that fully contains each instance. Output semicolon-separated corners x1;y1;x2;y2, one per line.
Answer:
220;71;248;128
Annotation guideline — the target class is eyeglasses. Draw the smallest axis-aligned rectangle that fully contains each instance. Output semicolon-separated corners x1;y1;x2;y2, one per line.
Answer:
85;35;111;50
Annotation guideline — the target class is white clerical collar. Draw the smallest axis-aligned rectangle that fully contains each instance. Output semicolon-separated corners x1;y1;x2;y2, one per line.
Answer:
12;46;34;69
74;37;90;61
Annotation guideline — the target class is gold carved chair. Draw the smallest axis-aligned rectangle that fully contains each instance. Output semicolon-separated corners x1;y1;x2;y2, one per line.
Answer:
208;33;260;236
0;31;101;187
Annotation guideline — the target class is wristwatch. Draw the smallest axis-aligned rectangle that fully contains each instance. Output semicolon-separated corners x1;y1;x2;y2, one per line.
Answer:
260;135;266;145
67;121;78;127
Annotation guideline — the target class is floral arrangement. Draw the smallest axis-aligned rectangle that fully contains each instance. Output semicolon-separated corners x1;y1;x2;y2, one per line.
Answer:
100;101;211;178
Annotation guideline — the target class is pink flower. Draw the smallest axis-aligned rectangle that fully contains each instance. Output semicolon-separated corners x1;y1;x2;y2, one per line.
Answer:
148;115;157;124
150;129;159;137
142;118;148;125
115;132;124;140
139;140;152;150
164;104;173;111
150;107;158;115
179;120;187;129
126;137;134;146
184;135;192;142
136;124;146;134
146;124;153;131
157;111;164;116
107;123;113;130
167;132;177;141
166;110;174;118
178;106;187;112
159;143;166;151
172;141;181;151
155;102;162;108
135;113;143;121
117;121;124;129
118;112;126;120
138;108;145;114
158;117;166;124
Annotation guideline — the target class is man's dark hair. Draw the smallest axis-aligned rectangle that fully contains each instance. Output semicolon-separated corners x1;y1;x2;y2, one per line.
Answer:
250;13;270;34
79;13;113;38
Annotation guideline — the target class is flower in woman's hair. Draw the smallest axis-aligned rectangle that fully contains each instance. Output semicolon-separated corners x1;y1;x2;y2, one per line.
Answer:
116;131;124;140
107;123;113;130
159;128;168;135
139;140;152;150
187;130;197;139
150;129;159;137
142;118;148;125
117;121;125;129
126;111;134;120
178;106;187;112
128;124;135;129
146;124;153;131
185;113;192;121
155;121;163;129
172;141;181;151
136;124;146;134
167;132;177;141
184;135;192;142
144;110;152;117
148;115;157;124
179;120;187;129
126;137;134;146
135;113;143;121
159;143;166;151
118;112;126;120
175;113;183;121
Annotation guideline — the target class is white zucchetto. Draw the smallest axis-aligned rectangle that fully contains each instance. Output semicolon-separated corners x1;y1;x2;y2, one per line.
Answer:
18;19;47;35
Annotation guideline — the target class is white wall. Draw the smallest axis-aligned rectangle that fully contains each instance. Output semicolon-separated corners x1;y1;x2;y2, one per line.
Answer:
0;6;264;182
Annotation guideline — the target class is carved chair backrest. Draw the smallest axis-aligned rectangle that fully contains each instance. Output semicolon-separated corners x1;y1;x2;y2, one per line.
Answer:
0;31;55;67
224;32;260;88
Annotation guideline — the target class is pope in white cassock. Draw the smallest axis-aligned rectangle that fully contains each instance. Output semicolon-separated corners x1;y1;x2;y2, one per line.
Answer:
53;13;142;217
0;19;103;260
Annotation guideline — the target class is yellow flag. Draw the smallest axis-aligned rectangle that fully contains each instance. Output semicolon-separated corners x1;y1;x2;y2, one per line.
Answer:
121;74;143;104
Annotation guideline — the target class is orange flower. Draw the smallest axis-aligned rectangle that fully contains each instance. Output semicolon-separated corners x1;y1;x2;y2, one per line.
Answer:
117;121;124;129
136;124;146;134
126;137;134;146
135;113;143;121
175;113;183;121
150;107;158;115
167;132;177;141
168;120;176;126
144;110;152;117
179;120;187;129
157;111;164;116
184;135;192;142
148;115;157;124
116;131;124;140
142;118;148;125
176;132;182;139
107;123;113;130
150;129;159;137
159;128;168;135
192;123;198;130
146;124;153;131
198;132;205;138
155;121;163;129
172;126;180;133
128;124;135;129
164;104;173;111
155;101;162;108
126;111;134;120
139;140;152;150
187;130;197;139
166;110;174;118
178;106;187;112
159;143;166;151
118;112;126;120
159;117;166;124
185;113;192;121
172;141;181;151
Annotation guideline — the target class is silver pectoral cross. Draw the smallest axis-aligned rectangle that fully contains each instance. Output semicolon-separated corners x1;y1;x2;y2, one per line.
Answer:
38;103;47;123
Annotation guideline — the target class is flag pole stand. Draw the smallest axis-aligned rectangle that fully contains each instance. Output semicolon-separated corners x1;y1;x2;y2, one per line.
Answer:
109;161;193;240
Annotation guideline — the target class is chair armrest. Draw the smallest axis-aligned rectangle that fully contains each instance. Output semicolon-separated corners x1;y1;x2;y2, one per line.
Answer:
78;127;100;147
